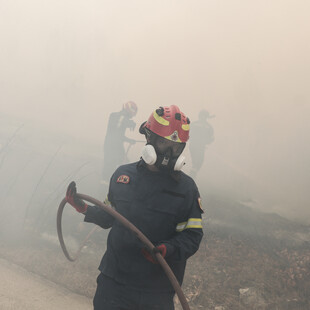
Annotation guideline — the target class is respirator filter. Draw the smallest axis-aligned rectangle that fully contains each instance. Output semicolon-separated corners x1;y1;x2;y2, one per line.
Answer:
141;144;157;165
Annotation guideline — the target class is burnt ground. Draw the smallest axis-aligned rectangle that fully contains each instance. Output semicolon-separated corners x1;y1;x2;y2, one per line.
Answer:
0;194;309;310
0;257;92;310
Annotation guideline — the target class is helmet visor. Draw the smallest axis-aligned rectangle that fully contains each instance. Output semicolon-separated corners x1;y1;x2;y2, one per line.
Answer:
154;135;185;157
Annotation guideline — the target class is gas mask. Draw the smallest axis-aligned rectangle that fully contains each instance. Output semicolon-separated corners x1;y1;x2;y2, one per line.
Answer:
141;134;186;171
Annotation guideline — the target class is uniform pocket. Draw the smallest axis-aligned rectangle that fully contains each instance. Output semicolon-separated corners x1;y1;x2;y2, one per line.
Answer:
146;191;186;216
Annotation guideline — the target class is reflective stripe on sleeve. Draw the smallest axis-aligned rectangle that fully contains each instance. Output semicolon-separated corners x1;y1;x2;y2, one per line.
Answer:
104;196;115;209
104;196;111;206
176;218;202;232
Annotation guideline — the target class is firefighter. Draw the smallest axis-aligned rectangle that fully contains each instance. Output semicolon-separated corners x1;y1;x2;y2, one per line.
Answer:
66;105;204;310
102;101;138;183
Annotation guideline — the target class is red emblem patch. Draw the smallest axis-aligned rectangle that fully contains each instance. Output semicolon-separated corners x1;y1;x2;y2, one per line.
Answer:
116;175;130;184
171;131;178;141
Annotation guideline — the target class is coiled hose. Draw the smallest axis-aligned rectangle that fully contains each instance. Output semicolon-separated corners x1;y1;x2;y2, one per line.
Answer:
57;193;191;310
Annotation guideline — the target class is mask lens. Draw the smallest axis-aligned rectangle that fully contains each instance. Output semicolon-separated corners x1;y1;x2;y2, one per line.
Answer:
155;136;185;157
172;143;185;157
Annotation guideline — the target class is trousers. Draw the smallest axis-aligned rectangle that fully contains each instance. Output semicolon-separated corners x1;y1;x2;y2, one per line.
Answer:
93;273;175;310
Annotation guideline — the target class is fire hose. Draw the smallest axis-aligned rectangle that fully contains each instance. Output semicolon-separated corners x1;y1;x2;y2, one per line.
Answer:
57;193;191;310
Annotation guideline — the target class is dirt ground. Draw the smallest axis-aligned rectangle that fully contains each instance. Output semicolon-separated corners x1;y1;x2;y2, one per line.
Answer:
0;258;92;310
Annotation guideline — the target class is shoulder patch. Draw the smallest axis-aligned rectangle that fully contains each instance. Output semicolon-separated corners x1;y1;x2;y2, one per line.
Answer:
198;197;204;213
116;175;130;184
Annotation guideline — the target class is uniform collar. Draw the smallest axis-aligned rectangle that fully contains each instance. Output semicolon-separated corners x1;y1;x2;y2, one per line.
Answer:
136;159;181;182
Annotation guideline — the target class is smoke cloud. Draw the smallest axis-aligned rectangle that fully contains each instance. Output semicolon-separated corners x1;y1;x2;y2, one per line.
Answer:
1;0;309;222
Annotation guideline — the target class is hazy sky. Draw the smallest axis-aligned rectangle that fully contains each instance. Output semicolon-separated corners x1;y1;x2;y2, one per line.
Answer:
1;0;309;220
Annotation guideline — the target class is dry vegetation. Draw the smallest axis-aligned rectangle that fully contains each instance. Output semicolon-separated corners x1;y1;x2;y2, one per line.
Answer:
0;195;309;310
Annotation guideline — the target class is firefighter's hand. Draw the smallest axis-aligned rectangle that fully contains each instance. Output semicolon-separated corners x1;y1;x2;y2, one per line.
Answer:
65;181;88;213
142;244;167;264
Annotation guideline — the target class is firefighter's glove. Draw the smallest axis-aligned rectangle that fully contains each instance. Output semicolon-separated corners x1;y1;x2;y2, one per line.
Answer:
65;181;88;213
142;244;167;264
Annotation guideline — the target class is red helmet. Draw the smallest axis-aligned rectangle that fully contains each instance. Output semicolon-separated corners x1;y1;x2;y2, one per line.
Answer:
123;101;138;117
142;105;190;143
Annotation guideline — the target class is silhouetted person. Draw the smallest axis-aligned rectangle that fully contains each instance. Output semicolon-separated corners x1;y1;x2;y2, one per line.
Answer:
102;101;138;183
189;110;215;179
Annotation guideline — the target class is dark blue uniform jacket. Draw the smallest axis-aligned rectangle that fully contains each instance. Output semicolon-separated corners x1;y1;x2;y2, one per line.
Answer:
84;160;203;292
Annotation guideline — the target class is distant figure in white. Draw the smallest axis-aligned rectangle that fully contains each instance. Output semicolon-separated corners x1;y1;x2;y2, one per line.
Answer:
102;101;138;184
189;110;215;179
